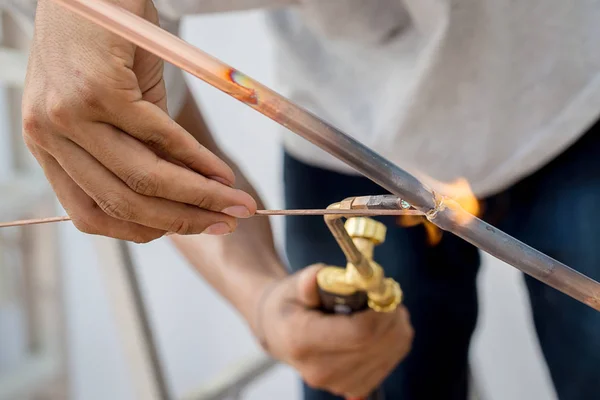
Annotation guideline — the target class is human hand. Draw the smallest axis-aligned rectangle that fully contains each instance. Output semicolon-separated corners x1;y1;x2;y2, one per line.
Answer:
255;264;414;398
22;0;256;243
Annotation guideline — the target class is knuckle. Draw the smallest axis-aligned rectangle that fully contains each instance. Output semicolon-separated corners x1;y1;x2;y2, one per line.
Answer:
192;192;214;210
45;96;75;130
77;80;106;114
124;168;159;196
21;107;47;146
97;193;134;220
167;217;194;235
21;107;40;134
178;151;200;169
144;131;168;151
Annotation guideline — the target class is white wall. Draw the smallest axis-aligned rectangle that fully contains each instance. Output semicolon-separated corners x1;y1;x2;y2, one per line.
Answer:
1;9;557;400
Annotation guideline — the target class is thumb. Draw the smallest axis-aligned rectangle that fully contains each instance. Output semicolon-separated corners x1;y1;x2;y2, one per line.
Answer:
296;263;326;308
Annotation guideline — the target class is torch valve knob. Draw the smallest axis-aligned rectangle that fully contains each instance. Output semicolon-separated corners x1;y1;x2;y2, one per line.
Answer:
344;217;386;245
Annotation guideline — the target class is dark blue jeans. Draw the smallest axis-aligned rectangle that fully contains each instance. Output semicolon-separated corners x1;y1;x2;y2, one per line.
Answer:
283;124;600;400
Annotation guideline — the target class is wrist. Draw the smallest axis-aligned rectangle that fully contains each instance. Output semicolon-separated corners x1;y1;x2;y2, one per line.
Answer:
233;263;287;335
251;278;284;353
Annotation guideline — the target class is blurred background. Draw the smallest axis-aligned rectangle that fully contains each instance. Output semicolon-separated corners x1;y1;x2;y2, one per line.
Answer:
0;8;557;400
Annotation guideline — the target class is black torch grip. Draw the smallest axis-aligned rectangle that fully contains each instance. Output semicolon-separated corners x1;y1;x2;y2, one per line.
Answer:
318;287;369;314
317;288;385;400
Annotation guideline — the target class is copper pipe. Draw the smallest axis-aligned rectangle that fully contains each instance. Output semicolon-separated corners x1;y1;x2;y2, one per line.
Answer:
51;0;435;211
47;0;600;311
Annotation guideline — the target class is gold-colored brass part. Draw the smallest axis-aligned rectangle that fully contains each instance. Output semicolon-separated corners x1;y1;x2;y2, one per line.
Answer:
345;262;402;313
316;266;357;296
345;217;387;245
324;202;373;277
319;197;403;313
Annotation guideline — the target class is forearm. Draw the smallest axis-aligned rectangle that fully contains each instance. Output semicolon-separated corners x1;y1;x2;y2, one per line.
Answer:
170;90;287;329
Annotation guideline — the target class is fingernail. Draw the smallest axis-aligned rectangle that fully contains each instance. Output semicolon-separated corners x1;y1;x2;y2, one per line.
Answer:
203;222;232;236
208;175;234;187
222;206;251;218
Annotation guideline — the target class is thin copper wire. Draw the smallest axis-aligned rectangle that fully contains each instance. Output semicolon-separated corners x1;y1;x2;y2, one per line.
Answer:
0;209;422;229
0;216;72;228
255;209;421;216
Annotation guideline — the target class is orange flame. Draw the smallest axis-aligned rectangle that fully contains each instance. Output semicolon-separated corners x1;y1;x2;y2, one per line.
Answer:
397;177;481;246
438;177;481;224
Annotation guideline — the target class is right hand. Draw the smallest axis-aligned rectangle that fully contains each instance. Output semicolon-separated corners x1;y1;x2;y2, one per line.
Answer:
22;0;256;243
256;264;414;398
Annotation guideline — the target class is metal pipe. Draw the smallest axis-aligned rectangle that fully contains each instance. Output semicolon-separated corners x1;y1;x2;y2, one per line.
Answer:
50;0;600;311
181;354;277;400
51;0;436;211
429;198;600;310
118;241;173;400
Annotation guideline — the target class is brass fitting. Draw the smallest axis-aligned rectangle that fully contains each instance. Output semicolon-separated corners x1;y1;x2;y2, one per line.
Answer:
344;217;402;312
316;198;403;313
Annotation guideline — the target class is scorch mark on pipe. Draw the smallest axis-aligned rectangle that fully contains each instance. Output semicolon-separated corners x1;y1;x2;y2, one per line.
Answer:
225;68;258;104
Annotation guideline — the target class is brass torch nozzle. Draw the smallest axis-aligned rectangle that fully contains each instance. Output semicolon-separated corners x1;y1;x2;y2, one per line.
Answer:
317;197;403;313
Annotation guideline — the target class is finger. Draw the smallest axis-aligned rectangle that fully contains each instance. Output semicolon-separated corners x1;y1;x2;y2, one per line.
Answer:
295;263;327;308
52;138;238;235
71;121;256;216
344;353;402;399
342;308;414;398
305;351;371;382
288;305;398;355
300;352;378;398
109;100;237;186
344;366;386;400
316;348;396;398
341;345;401;398
26;141;166;242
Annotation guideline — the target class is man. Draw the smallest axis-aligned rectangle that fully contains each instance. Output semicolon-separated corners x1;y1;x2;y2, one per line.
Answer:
6;0;600;399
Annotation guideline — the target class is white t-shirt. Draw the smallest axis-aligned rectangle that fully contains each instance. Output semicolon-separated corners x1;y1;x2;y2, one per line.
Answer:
5;0;600;198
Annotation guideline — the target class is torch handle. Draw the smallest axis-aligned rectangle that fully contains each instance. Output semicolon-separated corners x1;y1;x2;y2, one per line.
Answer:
317;288;385;400
318;287;369;315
